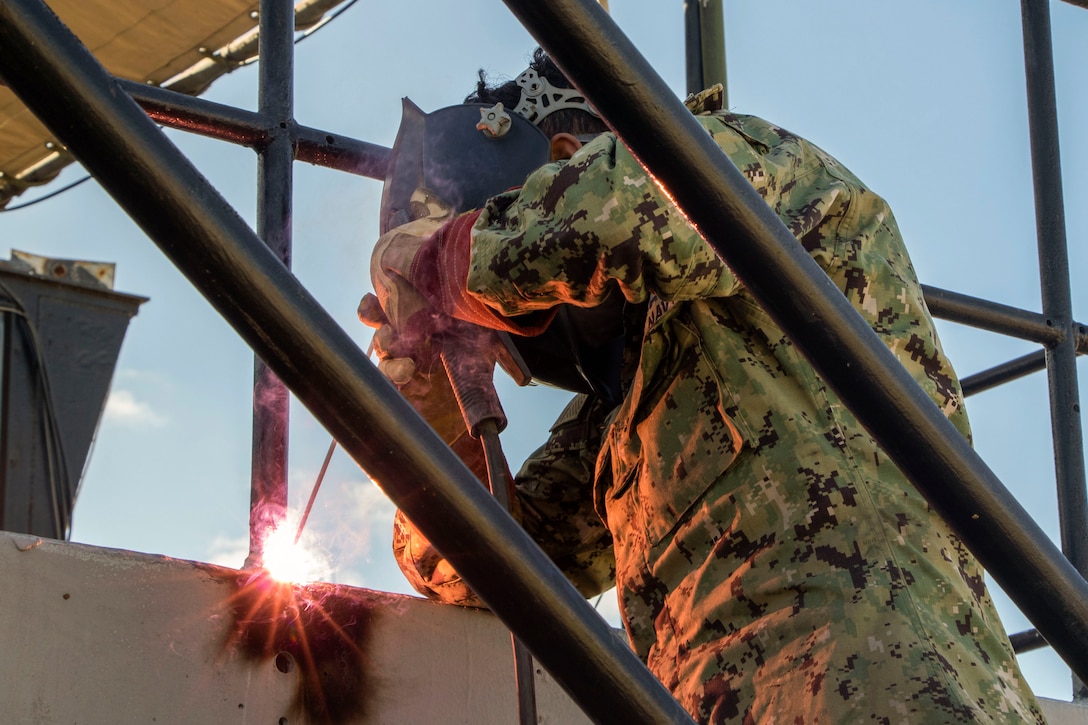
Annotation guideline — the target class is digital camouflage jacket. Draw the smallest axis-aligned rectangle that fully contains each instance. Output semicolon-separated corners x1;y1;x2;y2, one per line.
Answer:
392;91;1045;723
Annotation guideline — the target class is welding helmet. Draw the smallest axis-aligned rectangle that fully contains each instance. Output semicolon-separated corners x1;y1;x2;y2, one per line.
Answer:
379;99;550;234
380;99;625;406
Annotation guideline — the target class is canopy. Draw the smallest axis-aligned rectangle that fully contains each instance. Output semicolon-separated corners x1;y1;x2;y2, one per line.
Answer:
0;0;348;208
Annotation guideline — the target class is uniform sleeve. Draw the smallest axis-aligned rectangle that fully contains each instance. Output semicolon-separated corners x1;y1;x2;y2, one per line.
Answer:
392;394;615;606
466;129;743;316
464;115;850;318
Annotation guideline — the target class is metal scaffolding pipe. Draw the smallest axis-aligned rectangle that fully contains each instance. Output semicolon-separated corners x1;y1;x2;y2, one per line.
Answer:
247;0;297;566
1010;628;1049;655
121;79;391;180
922;284;1063;346
1022;0;1088;579
120;79;268;147
683;0;727;102
0;2;692;721
1021;1;1088;696
961;350;1047;397
501;0;1088;683
293;126;390;179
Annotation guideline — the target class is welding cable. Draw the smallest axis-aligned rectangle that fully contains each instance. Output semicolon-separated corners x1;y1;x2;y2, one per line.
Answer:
0;280;73;537
292;0;361;47
438;344;538;725
476;418;538;725
0;174;93;212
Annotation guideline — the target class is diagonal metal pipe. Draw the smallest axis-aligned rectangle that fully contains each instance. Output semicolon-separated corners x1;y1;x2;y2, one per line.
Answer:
501;0;1088;683
0;1;692;721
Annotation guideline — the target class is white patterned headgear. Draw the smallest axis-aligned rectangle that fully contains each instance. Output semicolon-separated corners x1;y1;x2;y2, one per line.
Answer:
511;67;600;126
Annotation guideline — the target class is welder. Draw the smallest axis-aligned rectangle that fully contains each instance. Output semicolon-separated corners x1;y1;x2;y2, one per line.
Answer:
362;49;1045;723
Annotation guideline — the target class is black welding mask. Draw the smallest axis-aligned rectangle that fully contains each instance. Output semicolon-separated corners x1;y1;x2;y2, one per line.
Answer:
380;99;626;406
380;99;550;234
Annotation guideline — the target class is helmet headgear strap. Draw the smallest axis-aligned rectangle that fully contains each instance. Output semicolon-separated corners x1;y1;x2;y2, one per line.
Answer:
511;66;600;126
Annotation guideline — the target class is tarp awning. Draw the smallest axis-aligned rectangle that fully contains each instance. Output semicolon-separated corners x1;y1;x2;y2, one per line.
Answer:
0;0;347;208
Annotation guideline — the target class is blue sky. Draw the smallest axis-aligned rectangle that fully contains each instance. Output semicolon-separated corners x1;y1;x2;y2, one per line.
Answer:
3;0;1086;702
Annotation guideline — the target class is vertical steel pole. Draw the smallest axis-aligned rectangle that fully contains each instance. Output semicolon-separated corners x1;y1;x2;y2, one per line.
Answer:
1021;0;1088;699
683;0;727;103
683;0;703;97
248;0;296;566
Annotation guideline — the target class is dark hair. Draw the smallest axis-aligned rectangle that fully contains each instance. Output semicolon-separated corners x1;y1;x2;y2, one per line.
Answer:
465;48;610;138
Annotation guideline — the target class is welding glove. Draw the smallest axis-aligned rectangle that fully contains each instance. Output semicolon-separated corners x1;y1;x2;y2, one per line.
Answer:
361;294;493;609
370;190;554;339
359;293;482;461
369;188;546;428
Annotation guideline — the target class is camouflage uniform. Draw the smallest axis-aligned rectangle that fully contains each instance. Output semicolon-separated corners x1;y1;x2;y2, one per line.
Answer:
392;90;1045;723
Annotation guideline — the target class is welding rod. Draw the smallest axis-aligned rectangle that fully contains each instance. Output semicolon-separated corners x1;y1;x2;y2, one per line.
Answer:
294;438;336;545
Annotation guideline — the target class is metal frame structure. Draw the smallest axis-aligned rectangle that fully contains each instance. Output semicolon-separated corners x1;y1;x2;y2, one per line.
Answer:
0;0;1085;717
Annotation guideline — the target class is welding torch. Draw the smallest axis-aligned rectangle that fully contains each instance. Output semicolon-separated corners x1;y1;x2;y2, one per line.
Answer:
438;337;537;725
356;291;538;723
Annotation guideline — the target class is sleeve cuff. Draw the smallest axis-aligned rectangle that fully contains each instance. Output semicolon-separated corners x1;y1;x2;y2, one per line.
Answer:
409;210;555;336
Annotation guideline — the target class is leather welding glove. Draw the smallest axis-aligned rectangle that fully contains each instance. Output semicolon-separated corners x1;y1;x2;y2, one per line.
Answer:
358;292;482;465
370;189;453;331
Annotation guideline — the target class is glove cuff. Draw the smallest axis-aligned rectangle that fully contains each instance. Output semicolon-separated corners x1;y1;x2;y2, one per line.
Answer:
409;211;553;336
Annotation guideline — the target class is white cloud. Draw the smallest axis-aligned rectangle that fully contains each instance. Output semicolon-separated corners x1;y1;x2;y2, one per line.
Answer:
205;534;249;569
104;389;167;428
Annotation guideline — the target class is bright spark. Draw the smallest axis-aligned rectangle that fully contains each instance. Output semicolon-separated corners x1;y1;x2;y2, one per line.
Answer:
260;522;332;584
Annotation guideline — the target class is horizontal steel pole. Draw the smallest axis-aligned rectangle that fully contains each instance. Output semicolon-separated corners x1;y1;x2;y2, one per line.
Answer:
120;79;391;179
293;125;390;180
1010;628;1049;655
120;79;268;146
0;2;690;722
921;284;1064;346
921;284;1085;355
503;0;1088;683
961;350;1047;397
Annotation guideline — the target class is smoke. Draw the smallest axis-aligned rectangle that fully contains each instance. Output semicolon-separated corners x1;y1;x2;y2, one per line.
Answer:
301;476;400;590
